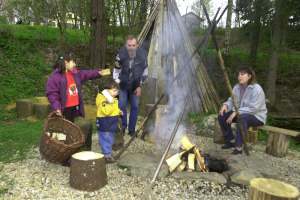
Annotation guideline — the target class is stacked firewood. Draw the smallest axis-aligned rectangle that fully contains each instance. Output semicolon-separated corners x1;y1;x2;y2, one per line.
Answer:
166;136;207;173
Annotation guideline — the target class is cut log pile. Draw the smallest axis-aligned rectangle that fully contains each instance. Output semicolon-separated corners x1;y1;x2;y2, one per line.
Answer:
166;136;207;173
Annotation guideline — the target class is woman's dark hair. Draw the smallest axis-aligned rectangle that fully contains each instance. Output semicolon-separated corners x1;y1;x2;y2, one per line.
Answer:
53;52;75;73
104;81;119;90
238;66;256;85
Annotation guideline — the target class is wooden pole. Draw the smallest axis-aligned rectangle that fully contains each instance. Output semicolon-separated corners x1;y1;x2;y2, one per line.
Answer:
142;99;188;199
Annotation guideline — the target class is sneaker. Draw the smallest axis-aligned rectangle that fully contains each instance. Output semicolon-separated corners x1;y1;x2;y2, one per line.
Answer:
231;149;242;155
105;156;116;164
221;142;235;149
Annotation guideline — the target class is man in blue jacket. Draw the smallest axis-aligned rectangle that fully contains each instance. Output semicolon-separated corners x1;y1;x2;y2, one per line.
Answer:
113;35;148;136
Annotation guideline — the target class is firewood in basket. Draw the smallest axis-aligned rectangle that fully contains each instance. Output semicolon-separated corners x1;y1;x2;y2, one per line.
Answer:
180;136;195;151
188;153;195;171
50;132;67;141
166;151;186;172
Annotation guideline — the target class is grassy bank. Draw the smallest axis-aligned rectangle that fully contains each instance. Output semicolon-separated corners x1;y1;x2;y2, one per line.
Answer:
0;120;43;163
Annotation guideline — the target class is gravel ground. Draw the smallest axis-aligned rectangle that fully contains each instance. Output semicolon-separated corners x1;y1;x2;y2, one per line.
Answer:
1;132;300;200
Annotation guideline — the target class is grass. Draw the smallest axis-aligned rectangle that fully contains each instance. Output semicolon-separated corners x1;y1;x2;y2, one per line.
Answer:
0;26;54;107
0;120;43;163
0;24;89;45
0;24;127;110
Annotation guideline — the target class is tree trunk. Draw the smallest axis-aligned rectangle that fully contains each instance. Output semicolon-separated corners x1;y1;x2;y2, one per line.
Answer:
139;0;148;29
249;0;262;66
266;0;287;105
224;0;233;55
116;0;123;27
90;0;106;68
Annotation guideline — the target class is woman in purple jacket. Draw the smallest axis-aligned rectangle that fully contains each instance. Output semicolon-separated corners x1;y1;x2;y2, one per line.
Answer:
46;52;103;122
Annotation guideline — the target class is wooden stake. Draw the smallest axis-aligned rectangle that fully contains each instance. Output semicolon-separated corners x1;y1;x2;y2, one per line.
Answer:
142;98;187;199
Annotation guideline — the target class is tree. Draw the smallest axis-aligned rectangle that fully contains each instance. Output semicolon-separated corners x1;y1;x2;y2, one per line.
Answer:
266;0;290;105
236;0;272;66
139;0;148;29
192;0;211;27
224;0;233;55
90;0;106;67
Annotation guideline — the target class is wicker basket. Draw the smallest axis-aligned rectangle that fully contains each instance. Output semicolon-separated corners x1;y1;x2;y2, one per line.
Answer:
39;112;85;164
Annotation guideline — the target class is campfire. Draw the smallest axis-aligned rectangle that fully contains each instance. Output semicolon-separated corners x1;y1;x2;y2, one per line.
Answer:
166;135;207;173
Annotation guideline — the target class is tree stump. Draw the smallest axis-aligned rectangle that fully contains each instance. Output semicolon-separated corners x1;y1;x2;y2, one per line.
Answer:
266;132;290;157
249;178;299;200
33;103;51;119
246;127;258;144
16;99;33;118
70;151;107;191
213;117;225;144
75;118;93;151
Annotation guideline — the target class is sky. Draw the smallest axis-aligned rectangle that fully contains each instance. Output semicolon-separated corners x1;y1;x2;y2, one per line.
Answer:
176;0;231;27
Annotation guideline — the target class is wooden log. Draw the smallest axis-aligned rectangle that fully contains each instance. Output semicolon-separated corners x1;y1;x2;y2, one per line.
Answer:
70;151;107;191
249;178;299;200
246;127;258;144
180;136;195;151
266;132;290;157
258;125;300;137
166;152;185;172
194;147;208;172
75;118;93;151
176;161;186;172
187;153;195;171
16;99;33;118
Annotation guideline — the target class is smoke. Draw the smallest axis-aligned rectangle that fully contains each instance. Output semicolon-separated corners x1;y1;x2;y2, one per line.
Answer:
149;0;202;153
